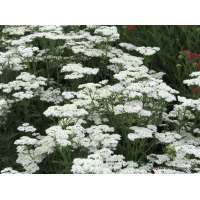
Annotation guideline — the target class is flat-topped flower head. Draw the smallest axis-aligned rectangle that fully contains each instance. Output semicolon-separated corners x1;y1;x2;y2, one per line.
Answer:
183;71;200;87
17;123;37;133
61;63;99;79
128;126;154;142
43;104;88;118
94;26;119;41
155;131;182;144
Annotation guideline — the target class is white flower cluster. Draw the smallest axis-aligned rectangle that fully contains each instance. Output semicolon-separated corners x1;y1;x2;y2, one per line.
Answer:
72;148;126;174
17;123;37;133
120;43;160;56
43;104;88;118
94;26;120;41
40;87;63;104
183;71;200;87
0;49;25;72
61;63;99;80
0;72;47;101
2;26;33;36
128;126;154;141
128;125;182;144
17;46;39;58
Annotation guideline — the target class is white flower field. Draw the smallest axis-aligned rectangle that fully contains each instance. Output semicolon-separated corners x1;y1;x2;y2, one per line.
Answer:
1;25;200;174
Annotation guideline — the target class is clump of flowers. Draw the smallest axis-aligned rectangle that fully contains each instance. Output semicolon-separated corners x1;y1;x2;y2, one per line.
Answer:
1;25;200;174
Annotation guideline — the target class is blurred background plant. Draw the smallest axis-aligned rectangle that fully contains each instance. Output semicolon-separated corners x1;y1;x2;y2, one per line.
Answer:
118;25;200;97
